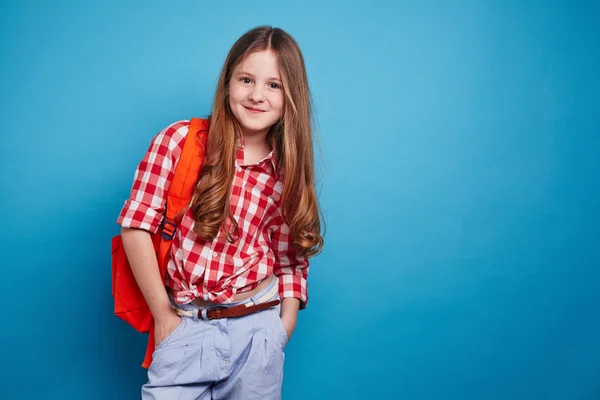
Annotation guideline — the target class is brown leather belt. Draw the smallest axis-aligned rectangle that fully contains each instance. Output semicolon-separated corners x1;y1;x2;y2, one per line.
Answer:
174;299;281;320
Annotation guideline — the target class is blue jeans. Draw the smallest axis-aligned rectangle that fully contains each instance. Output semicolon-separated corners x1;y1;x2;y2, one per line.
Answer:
141;278;288;400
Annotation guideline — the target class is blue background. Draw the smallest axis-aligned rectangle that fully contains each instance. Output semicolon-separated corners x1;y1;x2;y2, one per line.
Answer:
1;1;599;399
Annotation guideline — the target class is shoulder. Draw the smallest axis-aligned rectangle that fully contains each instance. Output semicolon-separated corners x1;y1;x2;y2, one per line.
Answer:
152;120;191;152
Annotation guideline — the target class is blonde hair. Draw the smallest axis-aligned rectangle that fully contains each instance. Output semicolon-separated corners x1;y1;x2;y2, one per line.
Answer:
191;26;323;257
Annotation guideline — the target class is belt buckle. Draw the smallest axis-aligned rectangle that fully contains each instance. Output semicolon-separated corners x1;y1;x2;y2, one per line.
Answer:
206;305;228;320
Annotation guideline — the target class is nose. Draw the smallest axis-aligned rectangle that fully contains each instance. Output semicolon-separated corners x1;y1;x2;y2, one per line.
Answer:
248;85;265;103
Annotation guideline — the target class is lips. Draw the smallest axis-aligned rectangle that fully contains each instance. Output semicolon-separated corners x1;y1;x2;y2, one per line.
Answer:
243;106;266;114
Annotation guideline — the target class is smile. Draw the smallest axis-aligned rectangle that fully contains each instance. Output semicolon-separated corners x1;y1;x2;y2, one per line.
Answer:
243;106;266;114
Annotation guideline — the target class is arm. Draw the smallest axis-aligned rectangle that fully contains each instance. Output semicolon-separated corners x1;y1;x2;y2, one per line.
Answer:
116;121;190;344
272;219;310;339
280;297;301;339
120;227;176;323
121;227;181;345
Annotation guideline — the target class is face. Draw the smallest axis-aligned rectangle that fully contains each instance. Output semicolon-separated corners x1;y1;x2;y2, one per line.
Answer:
229;50;284;138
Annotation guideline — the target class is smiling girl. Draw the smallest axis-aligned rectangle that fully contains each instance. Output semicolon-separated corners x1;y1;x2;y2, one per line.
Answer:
116;26;323;399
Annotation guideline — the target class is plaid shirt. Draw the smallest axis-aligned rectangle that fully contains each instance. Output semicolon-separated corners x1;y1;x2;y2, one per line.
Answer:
116;120;309;308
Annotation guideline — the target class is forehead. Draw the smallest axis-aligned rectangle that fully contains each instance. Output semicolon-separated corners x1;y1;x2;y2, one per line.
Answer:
234;50;281;78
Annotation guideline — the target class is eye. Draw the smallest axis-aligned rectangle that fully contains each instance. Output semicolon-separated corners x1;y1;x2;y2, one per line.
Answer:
240;77;252;84
269;82;281;89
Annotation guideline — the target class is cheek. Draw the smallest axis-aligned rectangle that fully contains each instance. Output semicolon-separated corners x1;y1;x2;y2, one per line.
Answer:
272;93;284;115
229;86;242;105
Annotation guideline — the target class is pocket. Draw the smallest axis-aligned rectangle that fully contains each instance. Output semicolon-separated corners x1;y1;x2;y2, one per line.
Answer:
155;317;187;351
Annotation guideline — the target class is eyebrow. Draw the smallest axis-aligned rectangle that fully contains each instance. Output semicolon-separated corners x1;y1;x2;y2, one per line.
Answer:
235;71;281;82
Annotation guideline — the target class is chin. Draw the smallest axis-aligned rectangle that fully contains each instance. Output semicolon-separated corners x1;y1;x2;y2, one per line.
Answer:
240;122;270;134
238;117;273;134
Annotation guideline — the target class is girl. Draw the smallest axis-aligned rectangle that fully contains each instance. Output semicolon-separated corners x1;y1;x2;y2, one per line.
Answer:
116;26;323;399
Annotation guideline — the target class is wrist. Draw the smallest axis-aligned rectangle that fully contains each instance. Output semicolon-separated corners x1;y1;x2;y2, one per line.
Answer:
152;302;177;323
280;297;300;320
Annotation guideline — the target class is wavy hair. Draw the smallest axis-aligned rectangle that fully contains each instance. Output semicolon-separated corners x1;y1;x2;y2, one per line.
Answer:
190;26;323;257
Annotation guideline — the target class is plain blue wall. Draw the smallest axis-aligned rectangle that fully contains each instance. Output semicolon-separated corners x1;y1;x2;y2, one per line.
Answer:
1;1;599;399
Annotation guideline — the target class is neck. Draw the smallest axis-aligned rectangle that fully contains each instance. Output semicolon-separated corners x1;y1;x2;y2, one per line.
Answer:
241;129;270;152
240;129;272;165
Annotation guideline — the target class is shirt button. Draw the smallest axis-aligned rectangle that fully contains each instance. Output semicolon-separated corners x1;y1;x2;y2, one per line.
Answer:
212;252;219;258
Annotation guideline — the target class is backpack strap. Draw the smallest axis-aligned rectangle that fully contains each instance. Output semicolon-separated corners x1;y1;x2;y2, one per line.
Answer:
157;118;209;275
161;118;209;240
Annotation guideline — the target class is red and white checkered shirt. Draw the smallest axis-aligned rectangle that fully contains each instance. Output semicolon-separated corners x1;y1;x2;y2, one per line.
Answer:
116;120;309;308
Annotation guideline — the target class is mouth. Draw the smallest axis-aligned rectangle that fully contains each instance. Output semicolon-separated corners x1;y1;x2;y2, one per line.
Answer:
243;106;266;114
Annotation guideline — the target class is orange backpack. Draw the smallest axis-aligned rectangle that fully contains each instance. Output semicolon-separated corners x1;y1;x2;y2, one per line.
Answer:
111;117;209;368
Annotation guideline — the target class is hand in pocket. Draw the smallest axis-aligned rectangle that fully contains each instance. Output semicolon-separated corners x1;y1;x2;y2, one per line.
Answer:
154;312;183;347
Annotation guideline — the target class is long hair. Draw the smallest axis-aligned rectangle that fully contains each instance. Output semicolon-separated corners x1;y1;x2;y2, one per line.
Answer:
190;26;323;257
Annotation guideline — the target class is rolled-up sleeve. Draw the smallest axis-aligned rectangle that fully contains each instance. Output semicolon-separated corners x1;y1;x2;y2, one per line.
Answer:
271;219;310;309
116;121;189;233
